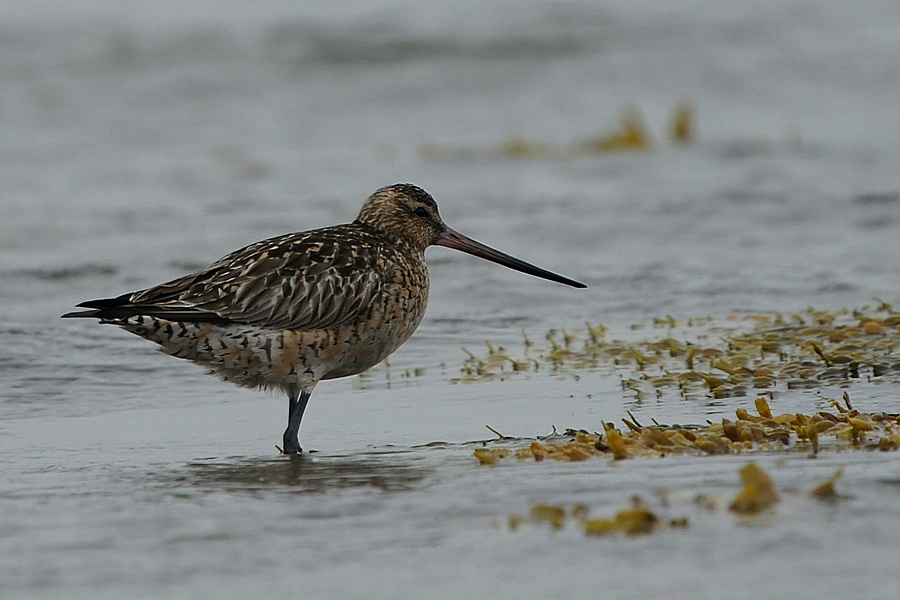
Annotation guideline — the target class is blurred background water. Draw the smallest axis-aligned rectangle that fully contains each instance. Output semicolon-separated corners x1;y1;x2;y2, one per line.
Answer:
2;1;899;598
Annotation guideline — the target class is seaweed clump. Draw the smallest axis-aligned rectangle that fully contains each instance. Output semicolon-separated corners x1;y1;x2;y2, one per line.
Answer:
503;463;848;538
473;395;899;465
456;304;900;400
508;497;671;537
418;103;687;162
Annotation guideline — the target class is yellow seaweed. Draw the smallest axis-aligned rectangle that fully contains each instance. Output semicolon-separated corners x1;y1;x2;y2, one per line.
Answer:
581;106;650;153
455;305;900;403
530;504;566;530
604;426;631;460
582;507;660;536
670;102;694;144
474;447;509;465
729;462;780;514
471;392;897;466
811;467;845;500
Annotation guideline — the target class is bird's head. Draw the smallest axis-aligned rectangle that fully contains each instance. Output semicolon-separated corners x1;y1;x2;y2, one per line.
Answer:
356;183;586;288
356;183;445;253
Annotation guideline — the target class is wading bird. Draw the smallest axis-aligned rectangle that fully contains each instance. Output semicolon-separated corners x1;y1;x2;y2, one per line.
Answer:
63;184;585;452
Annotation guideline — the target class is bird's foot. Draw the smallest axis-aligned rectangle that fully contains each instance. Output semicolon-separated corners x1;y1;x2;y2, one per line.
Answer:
281;432;303;454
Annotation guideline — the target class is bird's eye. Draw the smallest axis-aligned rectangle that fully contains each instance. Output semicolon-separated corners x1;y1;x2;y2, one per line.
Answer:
413;207;429;218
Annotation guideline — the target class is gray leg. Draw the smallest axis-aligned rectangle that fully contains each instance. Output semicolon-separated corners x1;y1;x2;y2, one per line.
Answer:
282;386;313;454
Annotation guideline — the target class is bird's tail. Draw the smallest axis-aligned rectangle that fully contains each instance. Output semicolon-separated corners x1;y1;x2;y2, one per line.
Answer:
62;294;230;323
62;294;135;319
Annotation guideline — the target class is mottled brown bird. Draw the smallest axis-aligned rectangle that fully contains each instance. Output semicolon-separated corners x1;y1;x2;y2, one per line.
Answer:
63;184;585;453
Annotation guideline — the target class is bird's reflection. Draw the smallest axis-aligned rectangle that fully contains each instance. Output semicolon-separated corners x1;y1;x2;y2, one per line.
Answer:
155;452;431;495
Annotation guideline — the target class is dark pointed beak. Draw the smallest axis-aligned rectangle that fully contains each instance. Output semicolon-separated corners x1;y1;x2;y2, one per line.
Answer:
435;228;586;288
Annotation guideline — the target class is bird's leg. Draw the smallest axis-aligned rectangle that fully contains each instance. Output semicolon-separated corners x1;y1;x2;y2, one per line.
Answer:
282;386;313;454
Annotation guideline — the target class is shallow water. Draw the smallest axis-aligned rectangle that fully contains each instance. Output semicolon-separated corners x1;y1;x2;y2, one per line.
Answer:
2;1;900;598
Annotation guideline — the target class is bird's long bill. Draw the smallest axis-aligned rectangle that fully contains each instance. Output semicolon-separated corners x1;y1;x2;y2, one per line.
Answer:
436;228;586;288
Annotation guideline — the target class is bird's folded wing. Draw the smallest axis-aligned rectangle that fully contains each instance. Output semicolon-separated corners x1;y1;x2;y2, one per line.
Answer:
129;232;385;331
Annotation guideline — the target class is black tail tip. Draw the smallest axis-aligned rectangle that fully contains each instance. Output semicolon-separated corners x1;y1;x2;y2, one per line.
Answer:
62;293;134;319
61;309;103;319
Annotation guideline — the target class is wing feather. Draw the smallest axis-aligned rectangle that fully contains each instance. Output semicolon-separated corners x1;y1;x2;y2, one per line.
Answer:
127;225;386;331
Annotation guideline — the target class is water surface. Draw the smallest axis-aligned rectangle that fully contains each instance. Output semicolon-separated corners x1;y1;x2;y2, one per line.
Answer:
2;1;900;598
